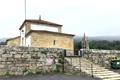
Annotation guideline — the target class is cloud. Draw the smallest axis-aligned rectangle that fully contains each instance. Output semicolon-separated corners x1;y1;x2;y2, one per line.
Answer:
0;0;120;38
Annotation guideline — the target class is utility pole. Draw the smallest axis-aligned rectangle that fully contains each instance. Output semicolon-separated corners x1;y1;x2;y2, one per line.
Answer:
24;0;26;19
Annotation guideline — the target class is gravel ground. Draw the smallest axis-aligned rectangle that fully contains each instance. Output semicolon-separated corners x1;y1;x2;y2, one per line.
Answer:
0;74;99;80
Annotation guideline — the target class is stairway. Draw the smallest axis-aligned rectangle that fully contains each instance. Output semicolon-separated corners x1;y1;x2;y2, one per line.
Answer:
71;58;120;80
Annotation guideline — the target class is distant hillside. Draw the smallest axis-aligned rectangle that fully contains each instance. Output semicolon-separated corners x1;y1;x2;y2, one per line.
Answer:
89;36;120;41
0;38;7;45
74;36;120;41
0;38;7;42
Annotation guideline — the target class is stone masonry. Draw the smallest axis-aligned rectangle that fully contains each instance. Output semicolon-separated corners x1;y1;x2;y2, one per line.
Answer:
7;36;20;46
0;45;64;76
30;31;74;50
83;49;120;68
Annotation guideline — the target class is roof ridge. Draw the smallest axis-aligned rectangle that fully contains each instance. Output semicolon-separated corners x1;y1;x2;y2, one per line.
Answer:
19;19;62;30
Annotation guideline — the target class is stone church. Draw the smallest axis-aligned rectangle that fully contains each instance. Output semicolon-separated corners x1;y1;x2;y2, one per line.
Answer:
7;19;75;50
81;33;89;49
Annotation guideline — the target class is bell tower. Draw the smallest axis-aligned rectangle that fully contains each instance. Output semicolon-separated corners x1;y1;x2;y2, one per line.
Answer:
81;33;89;49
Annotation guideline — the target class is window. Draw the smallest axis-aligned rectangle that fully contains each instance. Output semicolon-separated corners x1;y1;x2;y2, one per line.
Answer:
22;30;24;32
21;30;25;34
53;40;56;45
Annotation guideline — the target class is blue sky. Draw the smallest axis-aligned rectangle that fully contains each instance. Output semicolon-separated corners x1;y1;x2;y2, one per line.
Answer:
0;0;120;38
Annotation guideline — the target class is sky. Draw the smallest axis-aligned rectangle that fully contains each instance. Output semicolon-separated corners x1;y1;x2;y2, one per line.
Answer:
0;0;120;38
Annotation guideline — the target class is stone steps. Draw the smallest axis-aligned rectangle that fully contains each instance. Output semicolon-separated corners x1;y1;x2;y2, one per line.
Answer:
71;58;120;80
95;74;120;78
103;77;120;80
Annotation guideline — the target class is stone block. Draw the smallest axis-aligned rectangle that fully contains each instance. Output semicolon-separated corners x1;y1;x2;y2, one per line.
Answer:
0;57;5;61
37;63;43;67
22;54;31;58
7;57;14;62
2;54;12;58
14;54;21;58
6;62;12;64
10;52;16;55
14;71;23;75
0;65;5;68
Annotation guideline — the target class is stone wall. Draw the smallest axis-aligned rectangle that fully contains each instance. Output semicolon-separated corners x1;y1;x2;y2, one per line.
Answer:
31;31;74;50
6;36;20;46
83;50;120;68
63;56;84;74
0;46;64;76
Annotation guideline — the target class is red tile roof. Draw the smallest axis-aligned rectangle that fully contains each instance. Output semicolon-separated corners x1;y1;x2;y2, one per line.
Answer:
19;19;63;30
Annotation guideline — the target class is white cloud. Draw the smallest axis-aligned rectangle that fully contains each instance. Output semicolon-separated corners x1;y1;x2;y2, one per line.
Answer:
0;0;120;38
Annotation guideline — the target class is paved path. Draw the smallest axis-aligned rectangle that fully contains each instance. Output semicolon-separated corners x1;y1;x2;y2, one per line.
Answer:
0;74;99;80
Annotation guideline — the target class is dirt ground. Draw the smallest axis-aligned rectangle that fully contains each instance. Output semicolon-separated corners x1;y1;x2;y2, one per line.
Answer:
0;74;99;80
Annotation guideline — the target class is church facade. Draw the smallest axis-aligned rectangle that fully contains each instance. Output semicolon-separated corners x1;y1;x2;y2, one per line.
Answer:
7;19;74;50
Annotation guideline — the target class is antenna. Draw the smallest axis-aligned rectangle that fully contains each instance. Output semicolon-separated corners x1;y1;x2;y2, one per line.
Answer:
24;0;26;19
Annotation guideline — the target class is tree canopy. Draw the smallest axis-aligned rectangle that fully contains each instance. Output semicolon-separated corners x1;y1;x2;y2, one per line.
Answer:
74;40;120;50
89;40;120;50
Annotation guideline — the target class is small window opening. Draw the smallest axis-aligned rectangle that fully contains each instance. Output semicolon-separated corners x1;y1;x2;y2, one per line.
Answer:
53;40;56;45
22;30;24;32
